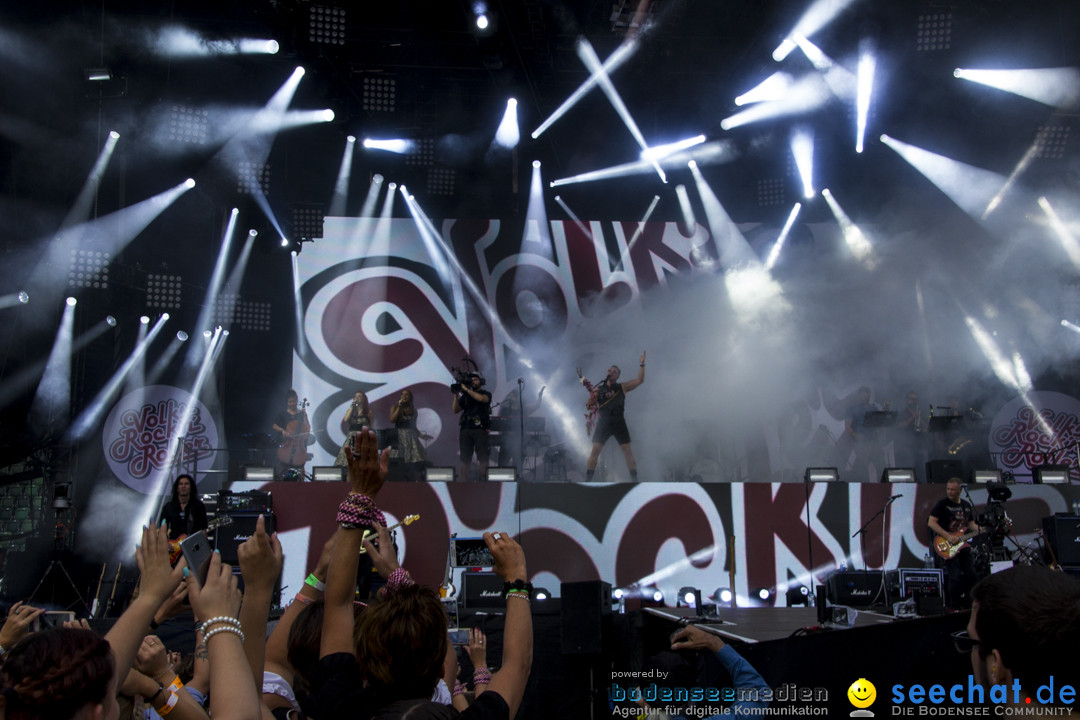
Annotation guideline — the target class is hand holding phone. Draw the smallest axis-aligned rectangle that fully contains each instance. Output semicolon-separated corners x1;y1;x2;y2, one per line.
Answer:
179;531;213;587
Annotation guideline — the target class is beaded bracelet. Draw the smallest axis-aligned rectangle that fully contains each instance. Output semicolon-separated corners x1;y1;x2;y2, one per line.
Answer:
199;616;241;633
203;624;245;644
305;573;326;592
473;667;492;685
452;681;466;697
506;592;531;603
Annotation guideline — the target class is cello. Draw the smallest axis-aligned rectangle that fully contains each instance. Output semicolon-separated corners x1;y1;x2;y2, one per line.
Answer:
278;399;311;468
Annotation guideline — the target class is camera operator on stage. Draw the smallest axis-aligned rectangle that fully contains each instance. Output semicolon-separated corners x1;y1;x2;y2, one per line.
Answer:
452;369;492;482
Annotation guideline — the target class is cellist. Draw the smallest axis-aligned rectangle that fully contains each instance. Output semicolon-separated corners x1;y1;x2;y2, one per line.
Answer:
272;388;311;480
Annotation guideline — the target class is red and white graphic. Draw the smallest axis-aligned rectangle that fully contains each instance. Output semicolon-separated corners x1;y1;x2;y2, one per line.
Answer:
989;391;1080;482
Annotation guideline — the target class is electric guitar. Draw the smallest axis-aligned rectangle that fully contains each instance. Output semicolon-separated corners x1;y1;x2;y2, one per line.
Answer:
168;515;234;564
933;529;983;560
358;514;419;554
576;368;598;435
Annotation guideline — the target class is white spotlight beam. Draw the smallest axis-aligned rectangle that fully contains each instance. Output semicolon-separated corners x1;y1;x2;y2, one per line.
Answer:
0;291;30;310
399;185;452;282
821;188;877;270
550;141;734;187
1038;197;1080;272
532;38;639;139
32;179;196;290
553;196;599;245
772;0;859;62
855;44;876;153
615;195;661;271
362;138;414;154
329;137;356;217
190;208;240;357
140;328;227;537
152;26;279;57
954;67;1080;109
520;162;554;260
494;98;520;149
290;253;308;358
687;162;758;269
641;135;706;162
28;300;76;437
69;314;170;441
791;128;815;198
735;72;795;106
61;131;120;230
400;191;522;354
792;35;856;99
879;134;1010;221
721;75;832;130
1062;319;1080;335
674;184;697;231
575;38;666;183
764;202;803;270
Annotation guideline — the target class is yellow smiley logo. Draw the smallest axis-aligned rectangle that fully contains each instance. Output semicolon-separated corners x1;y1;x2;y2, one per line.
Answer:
848;678;876;709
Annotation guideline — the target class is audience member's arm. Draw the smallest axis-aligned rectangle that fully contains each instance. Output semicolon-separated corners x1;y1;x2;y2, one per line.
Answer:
0;601;45;650
265;531;335;680
186;551;260;720
481;531;532;719
322;428;389;658
106;524;185;691
466;627;490;698
237;514;284;688
128;636;209;720
188;629;210;696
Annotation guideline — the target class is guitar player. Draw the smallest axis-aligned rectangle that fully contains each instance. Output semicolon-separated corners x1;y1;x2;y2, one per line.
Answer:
927;477;983;610
160;473;208;541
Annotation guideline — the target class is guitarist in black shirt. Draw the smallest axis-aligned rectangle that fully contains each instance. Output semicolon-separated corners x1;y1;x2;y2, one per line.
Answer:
927;478;983;609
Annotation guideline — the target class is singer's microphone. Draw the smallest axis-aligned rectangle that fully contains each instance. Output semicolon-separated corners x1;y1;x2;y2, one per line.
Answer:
517;378;523;385
888;494;904;501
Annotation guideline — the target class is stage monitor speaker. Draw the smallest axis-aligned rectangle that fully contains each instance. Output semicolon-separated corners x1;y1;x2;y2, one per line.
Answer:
215;513;276;565
1041;514;1080;567
461;571;505;609
826;570;883;608
926;460;963;484
242;466;274;483
312;466;345;482
560;580;611;655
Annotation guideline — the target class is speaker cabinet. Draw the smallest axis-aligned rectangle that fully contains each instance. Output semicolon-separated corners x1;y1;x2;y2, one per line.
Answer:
560;580;611;655
1042;514;1080;567
926;460;964;484
826;570;883;608
461;571;505;609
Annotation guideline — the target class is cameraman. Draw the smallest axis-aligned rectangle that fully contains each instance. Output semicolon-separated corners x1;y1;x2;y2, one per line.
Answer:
452;372;492;481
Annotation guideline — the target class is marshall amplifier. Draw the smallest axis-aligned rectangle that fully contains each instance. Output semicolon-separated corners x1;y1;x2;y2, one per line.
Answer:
215;513;276;565
826;570;883;608
461;571;506;609
1042;514;1080;567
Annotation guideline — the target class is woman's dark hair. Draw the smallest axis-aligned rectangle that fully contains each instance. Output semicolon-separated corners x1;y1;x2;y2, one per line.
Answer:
0;627;114;720
171;473;197;501
286;599;326;698
354;585;447;703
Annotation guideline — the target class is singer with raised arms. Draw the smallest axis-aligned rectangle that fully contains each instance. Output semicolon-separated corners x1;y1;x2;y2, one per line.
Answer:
584;350;646;481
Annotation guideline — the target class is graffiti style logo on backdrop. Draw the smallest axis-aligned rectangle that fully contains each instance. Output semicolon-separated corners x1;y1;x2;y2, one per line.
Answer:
989;391;1080;481
102;385;219;493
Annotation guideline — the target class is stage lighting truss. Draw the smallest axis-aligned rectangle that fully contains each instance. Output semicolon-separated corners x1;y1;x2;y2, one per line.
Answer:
406;137;437;167
215;294;272;333
168;104;210;145
291;205;325;240
0;473;46;547
309;5;346;46
427;167;456;196
145;273;182;310
68;249;111;289
362;76;397;113
915;13;952;52
610;0;655;36
236;161;271;196
757;177;786;207
1034;123;1070;160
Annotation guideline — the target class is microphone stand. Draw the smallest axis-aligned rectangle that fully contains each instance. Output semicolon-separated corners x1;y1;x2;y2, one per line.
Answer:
851;494;900;607
517;379;525;481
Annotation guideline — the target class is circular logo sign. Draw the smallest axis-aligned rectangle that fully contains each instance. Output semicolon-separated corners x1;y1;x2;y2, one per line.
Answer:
989;390;1080;479
102;385;220;493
